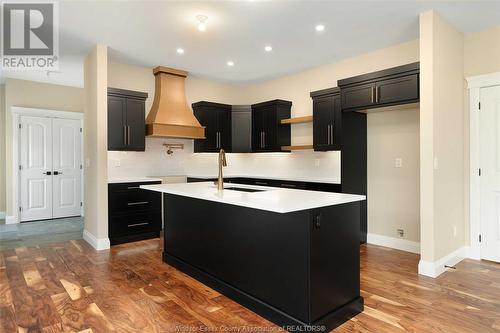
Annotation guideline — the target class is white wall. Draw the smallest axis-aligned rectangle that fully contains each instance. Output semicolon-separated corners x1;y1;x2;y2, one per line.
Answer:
83;44;109;245
368;108;420;242
419;10;465;265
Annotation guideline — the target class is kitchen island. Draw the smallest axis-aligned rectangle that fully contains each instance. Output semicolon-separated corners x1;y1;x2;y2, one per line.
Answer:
141;182;365;331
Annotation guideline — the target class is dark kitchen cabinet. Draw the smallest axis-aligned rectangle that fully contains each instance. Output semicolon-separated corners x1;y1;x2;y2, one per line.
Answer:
107;88;148;151
231;105;252;153
310;87;342;151
108;181;162;245
251;100;291;152
339;62;419;112
193;101;232;152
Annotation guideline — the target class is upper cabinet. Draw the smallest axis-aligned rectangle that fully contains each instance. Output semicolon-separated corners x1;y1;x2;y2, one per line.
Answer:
108;88;148;151
193;101;232;153
251;100;291;152
338;62;419;112
310;87;341;151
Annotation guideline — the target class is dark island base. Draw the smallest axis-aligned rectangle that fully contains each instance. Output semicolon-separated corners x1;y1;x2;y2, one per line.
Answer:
163;252;364;332
110;231;160;245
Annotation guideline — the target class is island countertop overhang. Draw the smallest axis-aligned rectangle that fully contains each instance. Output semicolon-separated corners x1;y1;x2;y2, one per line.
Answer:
140;182;365;213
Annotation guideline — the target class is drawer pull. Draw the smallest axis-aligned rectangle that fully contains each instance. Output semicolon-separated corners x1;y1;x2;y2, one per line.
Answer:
281;183;296;188
127;201;149;206
255;181;268;186
128;222;149;228
127;186;140;189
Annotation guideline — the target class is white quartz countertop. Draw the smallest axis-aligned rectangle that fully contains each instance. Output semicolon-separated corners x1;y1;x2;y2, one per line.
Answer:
108;177;163;184
186;174;341;184
140;182;365;213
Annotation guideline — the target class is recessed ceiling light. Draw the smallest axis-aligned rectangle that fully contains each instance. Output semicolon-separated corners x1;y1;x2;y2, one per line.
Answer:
264;45;272;52
196;15;208;32
315;24;325;32
227;61;234;67
176;48;184;54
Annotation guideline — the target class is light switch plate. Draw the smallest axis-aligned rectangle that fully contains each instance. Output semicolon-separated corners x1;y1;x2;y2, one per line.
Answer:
114;159;121;167
395;158;403;168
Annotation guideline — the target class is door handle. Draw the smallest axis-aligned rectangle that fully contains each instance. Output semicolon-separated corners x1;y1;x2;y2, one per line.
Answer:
43;171;52;175
327;125;330;145
127;126;131;145
123;125;127;145
53;171;62;175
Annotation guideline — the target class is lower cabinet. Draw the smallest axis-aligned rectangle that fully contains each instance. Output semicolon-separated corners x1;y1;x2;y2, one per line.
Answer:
108;181;162;245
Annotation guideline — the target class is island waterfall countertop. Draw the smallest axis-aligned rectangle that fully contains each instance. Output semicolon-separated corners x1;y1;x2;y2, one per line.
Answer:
140;182;365;213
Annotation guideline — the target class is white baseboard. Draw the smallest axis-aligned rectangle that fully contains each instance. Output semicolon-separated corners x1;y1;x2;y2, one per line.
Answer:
5;216;18;224
0;211;5;219
367;233;420;254
418;246;466;278
83;229;110;251
465;245;481;260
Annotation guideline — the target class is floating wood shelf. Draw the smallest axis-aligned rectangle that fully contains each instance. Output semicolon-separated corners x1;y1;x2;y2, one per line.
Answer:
281;145;314;151
280;115;313;125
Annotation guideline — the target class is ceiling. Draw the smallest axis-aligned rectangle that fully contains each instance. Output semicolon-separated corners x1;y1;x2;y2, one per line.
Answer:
2;0;500;87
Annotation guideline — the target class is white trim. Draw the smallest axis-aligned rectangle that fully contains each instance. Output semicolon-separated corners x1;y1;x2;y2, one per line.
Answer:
5;216;17;224
83;230;110;251
467;72;500;262
418;246;466;278
11;107;84;223
0;212;5;219
367;233;420;254
467;72;500;89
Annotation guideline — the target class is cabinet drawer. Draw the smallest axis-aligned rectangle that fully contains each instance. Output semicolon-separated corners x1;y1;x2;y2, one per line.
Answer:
108;181;160;193
109;190;161;213
109;211;161;236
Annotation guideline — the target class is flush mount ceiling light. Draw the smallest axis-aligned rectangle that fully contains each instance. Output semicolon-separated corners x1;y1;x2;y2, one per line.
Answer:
264;45;272;52
196;15;208;32
176;48;184;54
227;61;234;67
315;24;325;32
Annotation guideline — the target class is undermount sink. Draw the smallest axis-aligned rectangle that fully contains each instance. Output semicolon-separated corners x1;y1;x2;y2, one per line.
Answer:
224;187;267;193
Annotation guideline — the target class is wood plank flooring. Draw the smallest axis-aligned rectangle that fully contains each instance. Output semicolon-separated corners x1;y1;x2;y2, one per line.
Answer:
0;238;499;332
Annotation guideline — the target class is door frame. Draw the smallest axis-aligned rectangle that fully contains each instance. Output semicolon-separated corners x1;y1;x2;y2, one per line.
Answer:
467;71;500;260
11;107;84;224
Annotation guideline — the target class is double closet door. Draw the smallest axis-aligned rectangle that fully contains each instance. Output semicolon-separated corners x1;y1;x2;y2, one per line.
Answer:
19;116;82;222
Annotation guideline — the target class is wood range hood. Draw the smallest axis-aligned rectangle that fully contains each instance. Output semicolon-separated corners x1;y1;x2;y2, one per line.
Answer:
146;66;205;139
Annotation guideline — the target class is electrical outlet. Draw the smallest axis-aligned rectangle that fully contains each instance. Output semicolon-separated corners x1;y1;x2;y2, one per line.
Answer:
395;158;403;168
397;229;404;237
315;159;320;167
114;159;121;167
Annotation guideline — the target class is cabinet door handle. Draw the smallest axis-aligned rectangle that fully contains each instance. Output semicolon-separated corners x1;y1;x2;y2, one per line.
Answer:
127;186;140;190
327;125;330;145
330;124;334;145
263;132;265;148
43;171;52;175
127;201;149;206
375;86;379;103
255;181;268;186
219;132;221;148
127;126;131;145
128;222;149;228
315;215;321;229
371;86;375;103
123;125;127;145
280;183;296;188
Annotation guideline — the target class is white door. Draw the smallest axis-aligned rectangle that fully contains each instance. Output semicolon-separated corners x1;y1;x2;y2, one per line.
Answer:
52;118;82;218
20;116;53;221
480;85;500;262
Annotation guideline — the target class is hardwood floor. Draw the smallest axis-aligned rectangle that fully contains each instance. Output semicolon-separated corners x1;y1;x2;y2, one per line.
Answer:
1;238;499;333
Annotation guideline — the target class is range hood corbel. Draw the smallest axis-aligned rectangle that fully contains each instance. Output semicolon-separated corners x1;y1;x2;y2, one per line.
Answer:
146;66;205;139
